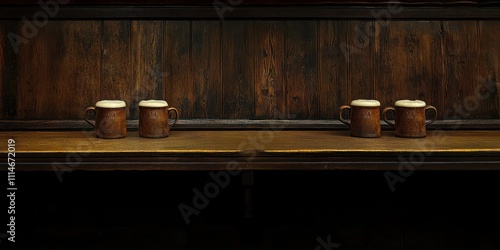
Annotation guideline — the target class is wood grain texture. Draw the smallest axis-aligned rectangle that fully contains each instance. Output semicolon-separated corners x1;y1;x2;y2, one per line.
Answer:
0;22;4;119
163;21;190;118
0;0;462;5
1;19;500;123
190;21;222;118
348;20;375;101
2;5;500;20
48;22;73;119
17;21;65;119
442;21;480;120
3;21;101;120
4;130;500;154
375;21;444;116
130;20;163;119
254;21;285;119
59;21;101;119
284;21;319;119
319;20;348;119
0;21;19;119
2;119;500;130
100;21;133;118
478;20;500;118
222;21;255;119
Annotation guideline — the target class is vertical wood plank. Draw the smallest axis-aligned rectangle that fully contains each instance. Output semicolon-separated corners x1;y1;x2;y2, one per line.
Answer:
222;21;255;119
0;21;19;119
477;20;500;119
58;21;101;119
16;21;101;120
164;21;191;118
375;21;444;115
50;23;73;119
1;19;497;124
131;20;163;119
17;22;65;119
101;20;133;118
442;21;480;120
284;21;318;119
348;20;375;102
318;20;348;119
254;21;285;119
190;21;222;118
0;22;4;118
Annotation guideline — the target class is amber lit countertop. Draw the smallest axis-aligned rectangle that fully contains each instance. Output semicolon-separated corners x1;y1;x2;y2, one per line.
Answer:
1;130;499;171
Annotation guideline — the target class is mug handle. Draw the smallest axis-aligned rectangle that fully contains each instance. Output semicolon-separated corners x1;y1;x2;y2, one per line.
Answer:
84;107;96;128
338;105;351;126
425;105;438;126
168;107;179;128
382;106;396;128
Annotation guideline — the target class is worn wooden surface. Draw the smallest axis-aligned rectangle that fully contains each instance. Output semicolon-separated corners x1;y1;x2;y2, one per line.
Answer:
254;21;285;119
2;130;499;171
101;21;133;118
348;20;375;101
1;19;499;124
191;21;222;118
1;0;497;5
319;20;348;119
163;21;190;118
223;21;255;119
1;5;500;19
478;20;500;119
376;21;445;112
131;21;164;118
443;21;478;119
284;21;318;119
2;119;500;131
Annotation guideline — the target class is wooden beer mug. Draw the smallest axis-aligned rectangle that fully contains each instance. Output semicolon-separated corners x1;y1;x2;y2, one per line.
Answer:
339;99;381;138
139;100;179;138
383;100;437;138
84;100;127;139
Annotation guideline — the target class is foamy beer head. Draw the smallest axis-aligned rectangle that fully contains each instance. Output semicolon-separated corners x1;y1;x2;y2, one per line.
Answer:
394;100;426;108
139;100;168;108
95;100;126;108
350;99;380;107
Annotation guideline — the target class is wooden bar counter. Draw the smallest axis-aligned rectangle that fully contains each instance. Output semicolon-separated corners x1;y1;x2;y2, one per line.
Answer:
2;130;499;171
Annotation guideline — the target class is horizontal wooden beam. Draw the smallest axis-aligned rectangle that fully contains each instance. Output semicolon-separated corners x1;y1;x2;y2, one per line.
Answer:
1;119;500;130
9;158;500;171
1;0;499;6
0;5;499;19
2;130;499;171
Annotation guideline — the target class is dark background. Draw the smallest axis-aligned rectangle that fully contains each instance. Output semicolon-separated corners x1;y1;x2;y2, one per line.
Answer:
3;170;500;249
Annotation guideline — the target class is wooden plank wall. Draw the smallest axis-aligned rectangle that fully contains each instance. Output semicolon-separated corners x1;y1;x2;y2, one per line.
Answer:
2;0;500;6
1;20;499;120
